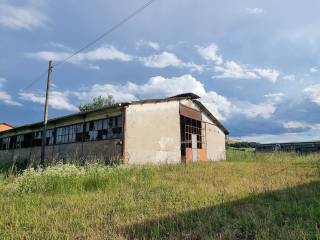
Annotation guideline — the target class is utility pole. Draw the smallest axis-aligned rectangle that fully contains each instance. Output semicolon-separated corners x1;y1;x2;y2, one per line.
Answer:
40;60;53;166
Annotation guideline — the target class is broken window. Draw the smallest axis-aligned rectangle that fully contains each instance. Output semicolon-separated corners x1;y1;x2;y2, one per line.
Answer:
85;116;122;141
33;131;42;146
16;135;24;148
56;124;83;144
46;129;55;145
1;137;10;150
0;114;123;151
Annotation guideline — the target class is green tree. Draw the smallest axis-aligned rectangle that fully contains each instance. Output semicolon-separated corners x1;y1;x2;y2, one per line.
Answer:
78;95;115;112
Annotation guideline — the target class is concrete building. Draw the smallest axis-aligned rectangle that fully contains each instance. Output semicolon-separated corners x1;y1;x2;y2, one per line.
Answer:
0;93;228;165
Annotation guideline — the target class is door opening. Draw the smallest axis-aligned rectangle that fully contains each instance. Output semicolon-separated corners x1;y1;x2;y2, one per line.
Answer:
180;115;207;163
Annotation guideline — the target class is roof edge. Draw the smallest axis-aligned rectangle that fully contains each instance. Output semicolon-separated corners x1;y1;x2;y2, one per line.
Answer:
193;100;229;135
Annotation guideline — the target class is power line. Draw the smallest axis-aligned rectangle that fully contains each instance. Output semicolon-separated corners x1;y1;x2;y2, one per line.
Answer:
53;0;157;68
22;70;48;91
21;0;157;90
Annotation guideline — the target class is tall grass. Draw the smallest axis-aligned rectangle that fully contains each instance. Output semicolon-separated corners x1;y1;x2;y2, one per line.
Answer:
0;152;319;239
5;164;157;194
227;148;320;164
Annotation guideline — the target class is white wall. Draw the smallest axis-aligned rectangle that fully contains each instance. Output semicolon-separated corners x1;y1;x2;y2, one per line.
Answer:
125;101;181;164
205;123;226;160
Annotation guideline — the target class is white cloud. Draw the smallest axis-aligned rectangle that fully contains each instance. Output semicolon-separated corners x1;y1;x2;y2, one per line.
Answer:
68;75;231;120
25;45;133;63
264;92;285;102
197;44;223;65
19;73;281;121
136;40;160;50
0;0;48;30
19;91;77;111
72;74;280;121
246;8;264;15
214;63;280;82
214;61;258;80
199;43;280;82
233;101;276;119
0;78;22;106
282;121;310;129
310;67;318;73
140;52;203;72
253;68;280;83
304;84;320;105
283;74;296;81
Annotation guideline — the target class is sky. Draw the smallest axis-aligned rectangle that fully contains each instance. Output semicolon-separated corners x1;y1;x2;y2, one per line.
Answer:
1;0;320;143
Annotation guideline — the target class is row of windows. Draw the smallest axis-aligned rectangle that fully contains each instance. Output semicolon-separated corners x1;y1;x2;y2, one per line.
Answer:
0;116;123;151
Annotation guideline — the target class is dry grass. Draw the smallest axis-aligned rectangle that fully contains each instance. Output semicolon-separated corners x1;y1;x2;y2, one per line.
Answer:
0;152;319;239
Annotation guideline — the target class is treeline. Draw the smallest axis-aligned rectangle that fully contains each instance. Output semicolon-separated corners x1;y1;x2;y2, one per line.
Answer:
227;142;259;149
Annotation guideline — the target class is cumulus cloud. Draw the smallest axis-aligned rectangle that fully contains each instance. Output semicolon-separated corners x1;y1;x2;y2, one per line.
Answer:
74;75;230;120
198;43;280;82
19;73;281;122
214;61;258;80
20;75;229;119
19;91;77;111
136;40;160;50
197;43;223;65
282;121;310;129
0;0;48;30
246;8;264;15
140;52;203;72
233;101;276;119
25;45;133;63
253;68;280;83
304;84;320;105
0;78;22;106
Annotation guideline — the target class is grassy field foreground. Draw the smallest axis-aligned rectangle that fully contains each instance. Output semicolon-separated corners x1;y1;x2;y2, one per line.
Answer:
0;152;320;239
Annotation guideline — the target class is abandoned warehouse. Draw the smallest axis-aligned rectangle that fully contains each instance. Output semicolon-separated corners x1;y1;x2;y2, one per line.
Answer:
0;93;228;164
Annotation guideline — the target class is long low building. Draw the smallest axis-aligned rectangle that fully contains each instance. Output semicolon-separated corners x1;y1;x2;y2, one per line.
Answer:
0;93;229;165
256;141;320;153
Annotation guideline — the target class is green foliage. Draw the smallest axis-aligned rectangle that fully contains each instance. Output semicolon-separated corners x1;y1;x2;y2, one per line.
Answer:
228;141;259;148
0;154;319;239
78;95;115;112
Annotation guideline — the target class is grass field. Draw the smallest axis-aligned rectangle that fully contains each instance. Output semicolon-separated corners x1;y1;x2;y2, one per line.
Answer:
0;152;320;239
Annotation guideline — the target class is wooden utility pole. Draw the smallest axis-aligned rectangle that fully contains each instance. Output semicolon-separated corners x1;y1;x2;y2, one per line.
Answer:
40;60;53;166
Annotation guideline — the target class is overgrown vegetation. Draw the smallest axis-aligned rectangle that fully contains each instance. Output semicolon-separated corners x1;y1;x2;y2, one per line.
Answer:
78;95;115;112
227;141;259;149
0;152;319;239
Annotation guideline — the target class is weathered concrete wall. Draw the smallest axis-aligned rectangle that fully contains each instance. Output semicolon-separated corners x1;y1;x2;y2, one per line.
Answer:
205;123;226;161
125;101;181;164
0;139;122;164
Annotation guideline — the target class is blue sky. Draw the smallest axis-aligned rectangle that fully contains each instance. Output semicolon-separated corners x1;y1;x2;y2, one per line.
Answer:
1;0;320;143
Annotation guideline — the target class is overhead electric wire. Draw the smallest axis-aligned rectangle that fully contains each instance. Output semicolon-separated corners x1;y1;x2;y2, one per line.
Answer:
53;0;157;68
21;0;157;90
22;70;48;91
